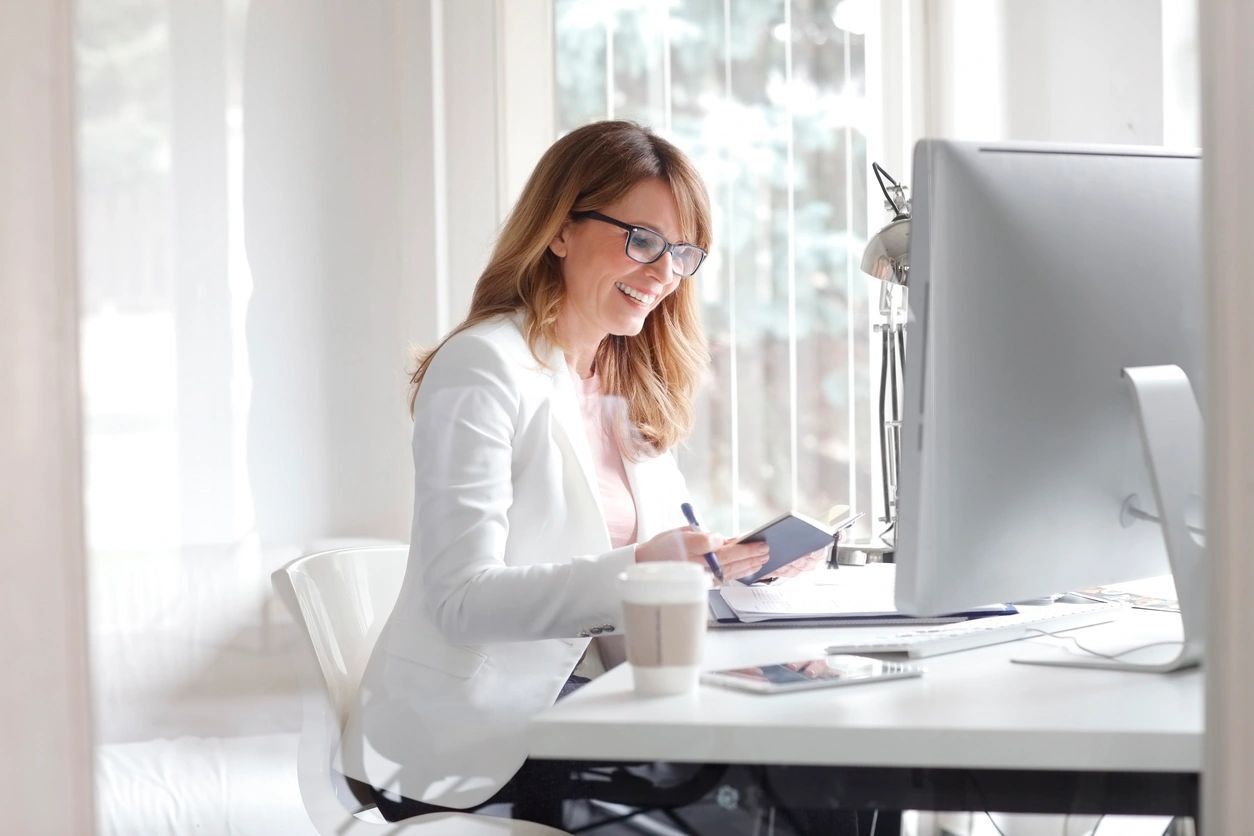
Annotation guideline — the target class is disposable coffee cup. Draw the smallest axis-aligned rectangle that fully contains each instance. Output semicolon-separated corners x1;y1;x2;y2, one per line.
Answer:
618;562;709;696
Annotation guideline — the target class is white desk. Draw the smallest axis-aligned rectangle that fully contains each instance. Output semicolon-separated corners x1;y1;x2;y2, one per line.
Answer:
529;607;1201;821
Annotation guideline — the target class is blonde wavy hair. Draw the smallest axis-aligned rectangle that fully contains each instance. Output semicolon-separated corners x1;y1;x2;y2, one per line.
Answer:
408;120;712;458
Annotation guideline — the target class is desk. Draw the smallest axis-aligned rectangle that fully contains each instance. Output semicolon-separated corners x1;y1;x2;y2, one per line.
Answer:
528;608;1200;828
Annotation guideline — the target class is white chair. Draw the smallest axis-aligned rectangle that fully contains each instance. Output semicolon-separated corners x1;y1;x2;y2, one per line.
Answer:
272;546;570;835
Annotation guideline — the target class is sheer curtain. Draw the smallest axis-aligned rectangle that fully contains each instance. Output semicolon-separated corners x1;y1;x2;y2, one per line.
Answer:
76;1;423;832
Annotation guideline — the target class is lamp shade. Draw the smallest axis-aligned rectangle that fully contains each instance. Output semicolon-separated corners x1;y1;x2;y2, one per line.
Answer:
860;216;911;284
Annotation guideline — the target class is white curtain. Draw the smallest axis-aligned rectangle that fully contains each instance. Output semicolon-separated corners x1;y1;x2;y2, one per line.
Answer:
79;0;418;558
77;2;428;832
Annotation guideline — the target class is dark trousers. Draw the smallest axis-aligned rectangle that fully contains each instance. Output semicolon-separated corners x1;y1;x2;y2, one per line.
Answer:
368;674;593;825
370;757;575;825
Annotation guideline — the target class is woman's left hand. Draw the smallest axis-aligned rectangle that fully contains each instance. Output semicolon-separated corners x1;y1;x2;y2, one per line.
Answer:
759;546;829;583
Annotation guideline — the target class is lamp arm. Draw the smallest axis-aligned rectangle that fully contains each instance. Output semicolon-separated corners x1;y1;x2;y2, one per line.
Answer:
878;327;892;520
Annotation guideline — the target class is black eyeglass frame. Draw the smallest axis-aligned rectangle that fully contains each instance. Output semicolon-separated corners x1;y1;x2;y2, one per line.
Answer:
571;210;708;277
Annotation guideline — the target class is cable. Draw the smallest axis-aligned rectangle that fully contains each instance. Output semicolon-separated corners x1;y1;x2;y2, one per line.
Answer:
963;770;1007;836
1022;628;1185;662
1161;817;1192;836
871;162;907;218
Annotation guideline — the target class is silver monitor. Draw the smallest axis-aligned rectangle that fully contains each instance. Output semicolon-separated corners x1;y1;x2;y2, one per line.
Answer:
893;140;1204;629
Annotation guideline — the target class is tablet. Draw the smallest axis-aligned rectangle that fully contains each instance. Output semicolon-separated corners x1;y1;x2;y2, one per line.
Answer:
736;510;861;584
701;654;923;694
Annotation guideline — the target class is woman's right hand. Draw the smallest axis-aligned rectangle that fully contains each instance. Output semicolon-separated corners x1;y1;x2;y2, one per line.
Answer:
635;526;770;583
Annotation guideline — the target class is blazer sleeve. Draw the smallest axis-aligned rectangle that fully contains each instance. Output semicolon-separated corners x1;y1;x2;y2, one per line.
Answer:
407;331;639;645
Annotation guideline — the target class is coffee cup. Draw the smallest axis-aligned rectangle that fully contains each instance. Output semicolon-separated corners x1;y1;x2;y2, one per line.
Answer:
618;562;709;696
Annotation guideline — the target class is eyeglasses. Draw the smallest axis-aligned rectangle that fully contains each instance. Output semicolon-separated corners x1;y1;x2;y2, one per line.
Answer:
572;211;708;277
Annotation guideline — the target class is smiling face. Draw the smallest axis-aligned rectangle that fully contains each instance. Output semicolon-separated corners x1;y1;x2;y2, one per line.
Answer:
549;177;687;364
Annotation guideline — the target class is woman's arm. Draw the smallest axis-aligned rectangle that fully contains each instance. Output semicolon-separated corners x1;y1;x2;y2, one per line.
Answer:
407;332;637;644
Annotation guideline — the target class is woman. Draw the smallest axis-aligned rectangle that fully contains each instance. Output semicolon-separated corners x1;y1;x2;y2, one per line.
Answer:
342;121;821;822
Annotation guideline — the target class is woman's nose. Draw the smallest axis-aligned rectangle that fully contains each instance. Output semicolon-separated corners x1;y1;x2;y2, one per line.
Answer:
643;250;676;282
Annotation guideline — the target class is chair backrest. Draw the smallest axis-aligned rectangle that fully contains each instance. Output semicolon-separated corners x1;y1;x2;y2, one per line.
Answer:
274;546;576;835
274;546;409;725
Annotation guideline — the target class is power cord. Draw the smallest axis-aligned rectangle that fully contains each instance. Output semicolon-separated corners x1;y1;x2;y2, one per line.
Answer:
1021;628;1184;662
983;810;1007;836
961;770;1007;836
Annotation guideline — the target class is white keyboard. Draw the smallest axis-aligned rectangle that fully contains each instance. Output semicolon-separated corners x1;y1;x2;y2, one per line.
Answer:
824;600;1128;659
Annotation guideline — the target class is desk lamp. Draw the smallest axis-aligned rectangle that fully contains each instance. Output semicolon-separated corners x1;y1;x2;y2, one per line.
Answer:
848;162;910;561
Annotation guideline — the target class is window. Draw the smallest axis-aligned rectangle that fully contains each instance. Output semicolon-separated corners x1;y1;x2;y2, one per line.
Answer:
556;0;874;537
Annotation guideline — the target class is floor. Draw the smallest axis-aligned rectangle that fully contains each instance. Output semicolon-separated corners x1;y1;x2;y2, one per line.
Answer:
91;539;318;835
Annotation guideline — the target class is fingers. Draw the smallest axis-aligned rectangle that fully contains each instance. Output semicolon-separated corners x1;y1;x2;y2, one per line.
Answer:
798;660;831;678
713;539;771;582
758;547;829;582
673;528;723;558
641;527;798;585
639;527;724;564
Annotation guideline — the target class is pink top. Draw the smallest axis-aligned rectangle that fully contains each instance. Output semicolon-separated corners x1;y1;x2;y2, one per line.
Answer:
574;370;638;548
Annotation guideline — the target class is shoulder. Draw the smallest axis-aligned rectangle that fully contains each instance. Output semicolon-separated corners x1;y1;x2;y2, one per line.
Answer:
423;314;556;392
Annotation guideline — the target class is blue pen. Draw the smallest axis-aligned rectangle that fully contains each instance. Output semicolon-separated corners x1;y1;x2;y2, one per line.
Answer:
680;502;724;582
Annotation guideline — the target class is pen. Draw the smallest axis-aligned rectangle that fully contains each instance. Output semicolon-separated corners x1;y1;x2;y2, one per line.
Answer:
680;502;724;582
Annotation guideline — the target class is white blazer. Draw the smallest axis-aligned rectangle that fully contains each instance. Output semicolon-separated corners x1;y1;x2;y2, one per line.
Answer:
341;313;690;807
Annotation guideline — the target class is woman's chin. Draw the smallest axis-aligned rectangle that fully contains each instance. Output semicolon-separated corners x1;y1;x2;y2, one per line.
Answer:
609;317;648;337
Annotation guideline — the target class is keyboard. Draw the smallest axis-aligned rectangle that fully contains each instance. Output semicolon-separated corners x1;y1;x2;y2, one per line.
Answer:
824;600;1128;658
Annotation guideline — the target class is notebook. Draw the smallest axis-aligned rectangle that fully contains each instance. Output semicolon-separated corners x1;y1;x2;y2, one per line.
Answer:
709;564;1015;627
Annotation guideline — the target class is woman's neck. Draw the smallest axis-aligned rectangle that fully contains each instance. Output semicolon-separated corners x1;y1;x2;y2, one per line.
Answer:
565;349;597;380
554;317;602;380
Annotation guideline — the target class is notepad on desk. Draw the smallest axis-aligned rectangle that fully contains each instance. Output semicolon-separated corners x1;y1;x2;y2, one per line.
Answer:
710;563;1015;627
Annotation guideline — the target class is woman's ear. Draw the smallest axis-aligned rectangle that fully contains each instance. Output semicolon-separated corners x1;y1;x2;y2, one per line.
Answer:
548;219;571;258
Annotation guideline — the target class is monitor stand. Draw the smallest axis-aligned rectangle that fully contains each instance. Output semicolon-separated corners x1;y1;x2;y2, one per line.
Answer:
1014;364;1204;673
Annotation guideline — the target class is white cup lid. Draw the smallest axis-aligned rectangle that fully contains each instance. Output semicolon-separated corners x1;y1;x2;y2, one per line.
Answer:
619;561;710;603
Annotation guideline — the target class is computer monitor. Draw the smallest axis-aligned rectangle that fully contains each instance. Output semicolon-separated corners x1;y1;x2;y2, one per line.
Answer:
892;141;1204;660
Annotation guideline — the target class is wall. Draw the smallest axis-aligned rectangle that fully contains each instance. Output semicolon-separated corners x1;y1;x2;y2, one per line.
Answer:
1201;0;1254;829
922;0;1167;145
0;0;95;830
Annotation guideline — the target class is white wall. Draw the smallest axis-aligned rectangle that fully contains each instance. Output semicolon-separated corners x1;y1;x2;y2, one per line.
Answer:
1001;0;1164;143
0;0;95;830
921;0;1167;145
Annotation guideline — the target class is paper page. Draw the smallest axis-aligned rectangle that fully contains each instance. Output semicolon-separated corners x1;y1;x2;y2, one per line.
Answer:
719;565;899;621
